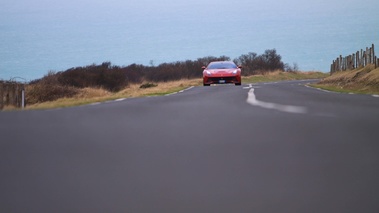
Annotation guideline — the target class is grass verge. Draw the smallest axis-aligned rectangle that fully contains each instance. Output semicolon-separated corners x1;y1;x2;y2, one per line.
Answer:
25;79;202;110
312;65;379;95
242;70;328;83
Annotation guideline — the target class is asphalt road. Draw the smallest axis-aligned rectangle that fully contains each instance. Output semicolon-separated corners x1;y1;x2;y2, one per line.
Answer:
1;80;379;213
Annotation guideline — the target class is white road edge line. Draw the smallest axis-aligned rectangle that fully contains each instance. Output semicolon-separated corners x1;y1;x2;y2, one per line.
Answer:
182;86;195;92
246;88;308;114
166;92;178;96
305;84;379;98
304;84;335;93
115;98;126;102
165;86;195;96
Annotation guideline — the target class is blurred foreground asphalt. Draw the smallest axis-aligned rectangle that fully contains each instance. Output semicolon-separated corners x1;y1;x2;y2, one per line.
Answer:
1;80;379;213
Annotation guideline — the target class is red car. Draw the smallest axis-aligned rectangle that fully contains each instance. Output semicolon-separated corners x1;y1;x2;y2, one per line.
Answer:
202;61;242;86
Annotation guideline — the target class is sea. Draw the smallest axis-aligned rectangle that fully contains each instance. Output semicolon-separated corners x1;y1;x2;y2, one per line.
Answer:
1;0;379;81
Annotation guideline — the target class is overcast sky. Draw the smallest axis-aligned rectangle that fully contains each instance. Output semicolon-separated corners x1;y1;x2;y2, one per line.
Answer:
3;0;377;18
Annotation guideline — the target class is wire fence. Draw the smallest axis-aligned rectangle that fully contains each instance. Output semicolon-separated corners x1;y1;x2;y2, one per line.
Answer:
330;44;378;73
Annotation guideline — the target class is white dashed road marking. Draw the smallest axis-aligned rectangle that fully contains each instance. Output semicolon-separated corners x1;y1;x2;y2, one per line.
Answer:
246;88;307;114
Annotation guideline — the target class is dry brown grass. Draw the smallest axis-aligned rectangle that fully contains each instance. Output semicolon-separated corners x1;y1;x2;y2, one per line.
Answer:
26;79;202;110
262;70;285;76
315;65;379;94
74;87;112;99
243;70;328;83
2;105;18;111
118;79;202;97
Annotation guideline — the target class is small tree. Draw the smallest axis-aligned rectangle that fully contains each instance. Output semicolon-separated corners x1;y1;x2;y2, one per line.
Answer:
285;63;299;72
234;49;285;75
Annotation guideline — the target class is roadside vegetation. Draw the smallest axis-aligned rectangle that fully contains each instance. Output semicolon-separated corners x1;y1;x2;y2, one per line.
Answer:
243;70;327;83
23;71;326;110
0;49;325;110
26;79;202;110
313;64;379;94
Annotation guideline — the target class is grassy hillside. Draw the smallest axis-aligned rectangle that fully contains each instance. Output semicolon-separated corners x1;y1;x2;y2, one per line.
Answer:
314;65;379;94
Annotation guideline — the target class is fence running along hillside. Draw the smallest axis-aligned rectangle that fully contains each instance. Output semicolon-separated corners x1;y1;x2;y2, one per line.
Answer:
331;44;378;73
0;81;26;110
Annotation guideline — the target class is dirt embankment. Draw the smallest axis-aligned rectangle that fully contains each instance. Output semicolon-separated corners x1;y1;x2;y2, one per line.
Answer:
317;65;379;94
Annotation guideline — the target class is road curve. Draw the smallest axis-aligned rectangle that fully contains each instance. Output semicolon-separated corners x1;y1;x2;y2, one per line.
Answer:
1;80;379;213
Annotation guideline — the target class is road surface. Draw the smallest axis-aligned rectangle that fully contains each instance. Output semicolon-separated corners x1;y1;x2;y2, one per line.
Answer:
1;80;379;213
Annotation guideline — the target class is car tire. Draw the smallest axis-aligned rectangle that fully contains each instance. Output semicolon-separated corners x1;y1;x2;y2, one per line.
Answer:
203;84;210;86
235;83;241;86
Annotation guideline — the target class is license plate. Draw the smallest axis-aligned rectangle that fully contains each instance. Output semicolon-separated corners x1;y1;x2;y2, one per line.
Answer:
219;80;226;84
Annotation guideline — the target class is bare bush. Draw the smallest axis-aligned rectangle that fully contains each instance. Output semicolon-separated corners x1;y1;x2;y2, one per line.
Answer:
27;72;78;104
234;49;285;75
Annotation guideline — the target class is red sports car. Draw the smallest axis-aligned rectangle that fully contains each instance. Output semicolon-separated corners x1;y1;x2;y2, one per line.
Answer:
202;61;242;86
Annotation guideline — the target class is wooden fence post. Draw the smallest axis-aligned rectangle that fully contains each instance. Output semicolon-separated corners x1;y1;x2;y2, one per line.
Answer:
4;84;8;106
15;83;19;108
10;83;16;107
360;49;365;67
332;44;377;72
367;47;371;64
342;57;345;71
336;58;338;72
336;58;338;71
349;55;353;70
372;44;375;65
0;82;3;110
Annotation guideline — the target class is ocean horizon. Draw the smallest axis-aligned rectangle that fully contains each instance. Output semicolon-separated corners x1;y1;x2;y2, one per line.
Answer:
1;0;379;81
